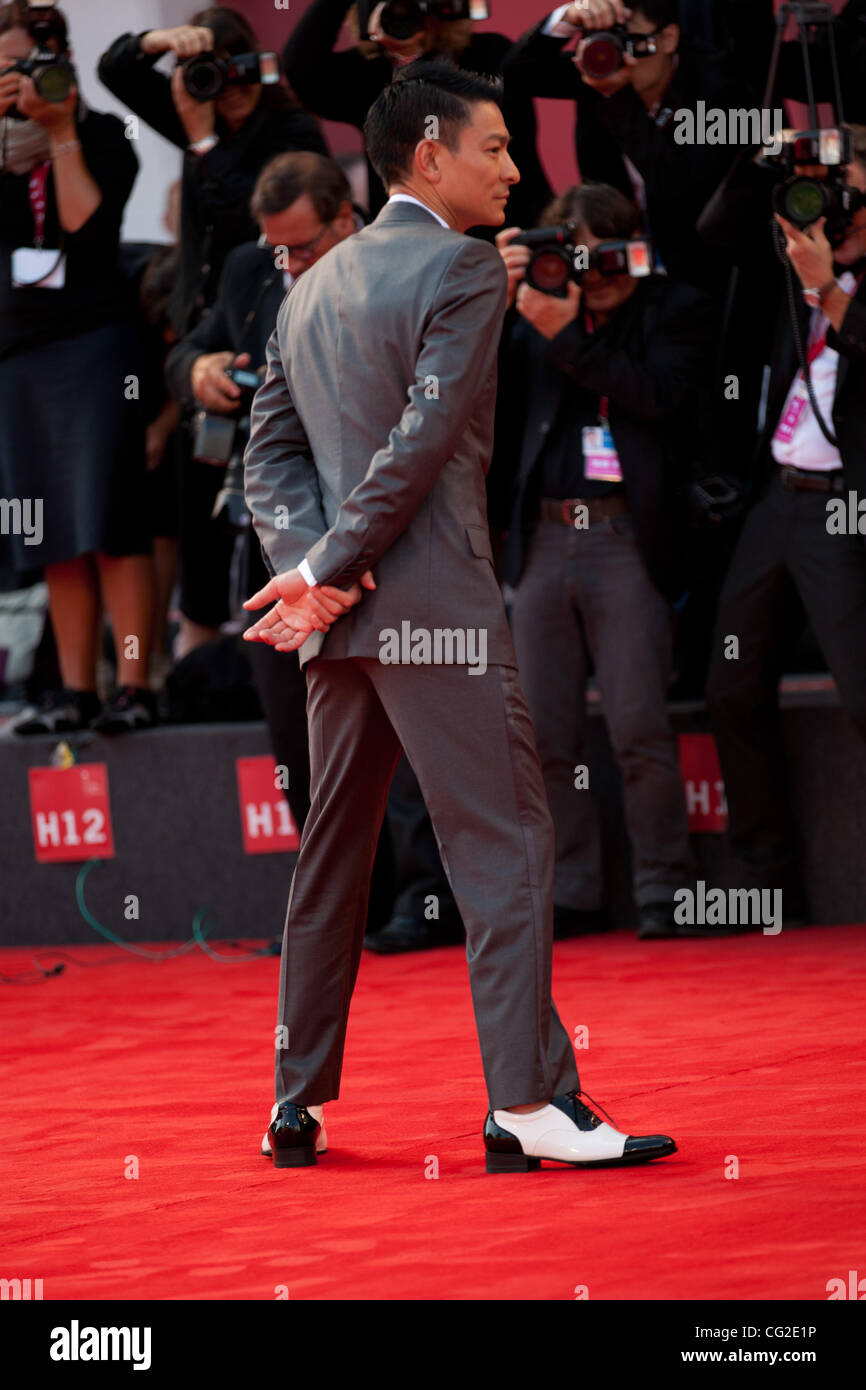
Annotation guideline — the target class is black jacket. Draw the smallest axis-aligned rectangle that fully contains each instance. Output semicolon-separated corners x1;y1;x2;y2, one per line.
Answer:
491;276;717;602
501;24;752;293
0;109;138;359
164;240;285;411
281;0;552;227
98;32;328;336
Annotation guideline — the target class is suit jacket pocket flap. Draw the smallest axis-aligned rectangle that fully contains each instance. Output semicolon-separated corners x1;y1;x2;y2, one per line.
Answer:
465;525;493;561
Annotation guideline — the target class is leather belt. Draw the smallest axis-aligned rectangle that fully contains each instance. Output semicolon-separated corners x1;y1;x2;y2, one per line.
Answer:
775;464;845;494
539;494;630;525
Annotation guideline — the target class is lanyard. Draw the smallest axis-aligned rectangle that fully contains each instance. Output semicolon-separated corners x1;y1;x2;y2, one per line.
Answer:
27;161;51;248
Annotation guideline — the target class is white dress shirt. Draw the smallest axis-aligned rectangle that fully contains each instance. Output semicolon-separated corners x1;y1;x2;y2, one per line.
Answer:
771;271;856;472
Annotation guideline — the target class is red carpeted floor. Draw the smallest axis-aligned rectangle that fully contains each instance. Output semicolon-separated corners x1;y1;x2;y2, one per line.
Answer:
1;924;864;1301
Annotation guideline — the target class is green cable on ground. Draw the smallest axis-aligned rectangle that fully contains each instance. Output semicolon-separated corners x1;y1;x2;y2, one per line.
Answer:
74;859;272;961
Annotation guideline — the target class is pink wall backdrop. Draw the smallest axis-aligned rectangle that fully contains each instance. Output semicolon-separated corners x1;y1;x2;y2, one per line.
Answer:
236;0;851;200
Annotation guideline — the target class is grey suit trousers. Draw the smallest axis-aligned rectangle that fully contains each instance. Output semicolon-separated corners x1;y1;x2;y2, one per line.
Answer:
275;656;581;1112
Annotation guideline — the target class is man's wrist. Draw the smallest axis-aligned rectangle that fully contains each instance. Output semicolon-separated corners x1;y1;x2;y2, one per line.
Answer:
803;276;840;308
544;4;580;38
298;557;318;588
187;132;218;155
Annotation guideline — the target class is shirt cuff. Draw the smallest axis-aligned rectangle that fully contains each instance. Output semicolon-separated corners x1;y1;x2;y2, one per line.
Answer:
543;5;579;38
298;557;318;587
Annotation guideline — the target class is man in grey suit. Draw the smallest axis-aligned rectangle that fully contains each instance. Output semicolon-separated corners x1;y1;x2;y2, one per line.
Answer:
242;62;676;1173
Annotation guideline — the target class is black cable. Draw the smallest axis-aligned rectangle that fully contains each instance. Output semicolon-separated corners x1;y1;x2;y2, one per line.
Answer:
773;218;839;448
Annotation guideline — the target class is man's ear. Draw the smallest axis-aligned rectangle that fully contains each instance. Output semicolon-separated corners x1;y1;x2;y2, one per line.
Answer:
658;23;679;56
414;137;441;182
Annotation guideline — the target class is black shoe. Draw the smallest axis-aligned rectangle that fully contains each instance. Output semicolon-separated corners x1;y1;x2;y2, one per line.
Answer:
10;687;101;736
637;902;679;940
363;913;464;954
553;904;611;939
266;1101;321;1169
91;685;157;734
639;900;764;939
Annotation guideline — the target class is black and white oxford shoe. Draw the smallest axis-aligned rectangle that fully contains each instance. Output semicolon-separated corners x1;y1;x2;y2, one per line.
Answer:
484;1090;676;1172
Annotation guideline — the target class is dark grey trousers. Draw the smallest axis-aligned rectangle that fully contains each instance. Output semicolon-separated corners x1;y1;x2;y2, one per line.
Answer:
509;514;693;911
275;655;580;1112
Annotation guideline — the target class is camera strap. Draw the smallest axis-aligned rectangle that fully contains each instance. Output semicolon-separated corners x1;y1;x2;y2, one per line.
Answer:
28;160;50;247
10;158;65;287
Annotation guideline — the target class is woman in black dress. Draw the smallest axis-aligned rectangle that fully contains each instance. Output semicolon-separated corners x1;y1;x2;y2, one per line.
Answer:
0;1;156;734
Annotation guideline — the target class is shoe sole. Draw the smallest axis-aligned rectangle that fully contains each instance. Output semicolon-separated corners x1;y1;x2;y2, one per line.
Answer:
485;1141;677;1173
271;1147;318;1168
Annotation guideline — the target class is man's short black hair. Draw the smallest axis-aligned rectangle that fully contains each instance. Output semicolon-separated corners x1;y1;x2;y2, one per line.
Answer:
363;60;504;190
632;0;680;28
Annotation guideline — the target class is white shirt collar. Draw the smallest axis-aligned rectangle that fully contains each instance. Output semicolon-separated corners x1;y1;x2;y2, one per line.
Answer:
387;193;450;230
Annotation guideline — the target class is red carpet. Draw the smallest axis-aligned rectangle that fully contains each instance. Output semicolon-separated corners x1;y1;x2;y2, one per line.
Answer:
1;925;864;1300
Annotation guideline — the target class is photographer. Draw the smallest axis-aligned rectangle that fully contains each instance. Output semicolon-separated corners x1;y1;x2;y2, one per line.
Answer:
705;126;866;920
166;149;395;948
0;1;157;735
281;0;551;226
98;7;328;341
492;182;716;940
164;151;360;722
501;0;753;292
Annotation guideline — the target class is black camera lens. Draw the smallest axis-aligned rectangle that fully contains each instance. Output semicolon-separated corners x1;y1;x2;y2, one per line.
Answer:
527;248;573;295
580;30;625;80
380;1;426;40
775;176;829;228
182;54;226;102
32;59;72;102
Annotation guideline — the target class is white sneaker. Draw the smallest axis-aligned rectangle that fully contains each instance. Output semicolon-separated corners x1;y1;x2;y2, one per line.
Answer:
485;1091;676;1171
262;1103;327;1157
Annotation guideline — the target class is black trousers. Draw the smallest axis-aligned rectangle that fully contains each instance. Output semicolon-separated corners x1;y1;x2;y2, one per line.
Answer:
706;472;866;889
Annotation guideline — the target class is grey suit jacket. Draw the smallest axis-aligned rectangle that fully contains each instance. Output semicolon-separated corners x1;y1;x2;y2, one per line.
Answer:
242;199;517;669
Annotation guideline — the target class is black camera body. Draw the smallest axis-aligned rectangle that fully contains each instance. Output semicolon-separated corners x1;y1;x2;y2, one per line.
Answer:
0;2;74;115
3;49;73;106
578;25;659;81
512;223;654;297
181;50;280;103
763;128;866;245
192;366;260;467
359;1;488;42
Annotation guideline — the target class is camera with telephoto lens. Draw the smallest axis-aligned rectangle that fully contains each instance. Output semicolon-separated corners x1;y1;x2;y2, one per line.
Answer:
358;1;488;42
511;222;654;297
762;127;865;245
181;50;280;103
0;3;74;113
577;24;660;81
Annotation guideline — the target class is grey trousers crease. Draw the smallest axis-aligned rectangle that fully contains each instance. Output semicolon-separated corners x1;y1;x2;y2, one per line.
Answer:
509;515;693;911
275;655;580;1112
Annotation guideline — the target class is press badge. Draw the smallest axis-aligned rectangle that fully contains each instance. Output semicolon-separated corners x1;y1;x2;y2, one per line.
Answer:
582;424;623;482
773;378;810;446
11;247;66;289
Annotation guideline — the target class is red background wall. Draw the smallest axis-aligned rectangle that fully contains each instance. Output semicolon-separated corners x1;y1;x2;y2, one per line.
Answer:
238;1;581;192
237;0;851;202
